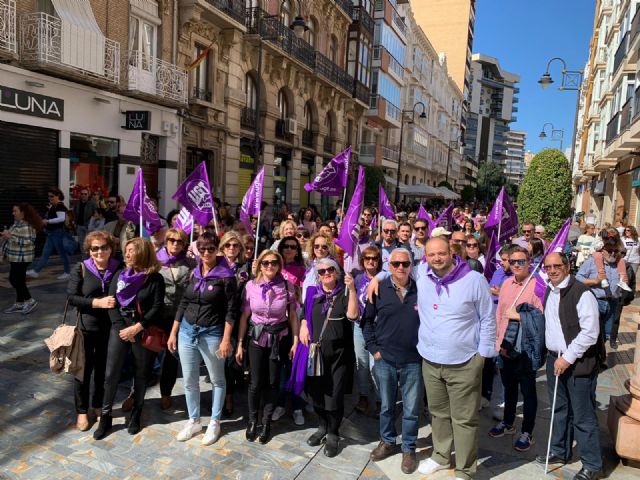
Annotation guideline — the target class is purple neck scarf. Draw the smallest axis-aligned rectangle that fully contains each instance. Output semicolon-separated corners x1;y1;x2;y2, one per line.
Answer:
156;247;186;267
314;282;345;315
83;257;119;293
426;256;472;295
193;256;235;293
116;268;147;307
260;274;284;301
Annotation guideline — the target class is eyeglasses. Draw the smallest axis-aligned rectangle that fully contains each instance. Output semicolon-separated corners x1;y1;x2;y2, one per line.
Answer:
390;261;411;268
261;259;280;268
466;243;479;248
199;246;217;254
508;259;527;266
414;226;427;231
166;238;184;245
314;244;329;251
363;256;379;262
244;245;254;250
452;239;467;246
317;266;336;276
224;243;240;249
543;264;565;271
363;213;372;217
296;233;309;239
282;244;298;250
89;244;110;253
383;229;397;234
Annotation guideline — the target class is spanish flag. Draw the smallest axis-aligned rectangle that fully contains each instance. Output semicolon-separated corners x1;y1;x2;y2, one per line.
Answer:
188;42;214;71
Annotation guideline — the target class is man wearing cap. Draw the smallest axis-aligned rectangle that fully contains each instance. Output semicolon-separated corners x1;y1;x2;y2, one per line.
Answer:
535;225;548;248
431;226;452;239
376;219;403;272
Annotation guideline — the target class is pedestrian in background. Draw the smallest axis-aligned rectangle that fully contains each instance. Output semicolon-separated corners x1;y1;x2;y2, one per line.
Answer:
621;225;640;275
302;232;336;301
72;188;97;258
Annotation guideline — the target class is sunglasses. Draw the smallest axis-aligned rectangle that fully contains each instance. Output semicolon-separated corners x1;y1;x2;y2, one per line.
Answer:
452;239;467;246
199;246;217;254
89;244;110;253
317;266;336;276
543;263;564;271
363;256;379;262
244;245;254;250
383;229;397;234
466;243;479;248
166;238;184;245
523;229;532;233
261;259;279;268
282;244;298;250
508;259;527;266
390;261;411;268
414;226;427;231
224;243;240;249
314;244;329;251
296;233;309;239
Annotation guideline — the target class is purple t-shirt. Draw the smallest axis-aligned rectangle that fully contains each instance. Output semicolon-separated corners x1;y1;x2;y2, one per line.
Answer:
243;279;297;347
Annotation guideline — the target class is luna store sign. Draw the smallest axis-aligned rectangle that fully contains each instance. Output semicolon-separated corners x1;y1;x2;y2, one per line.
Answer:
0;85;64;121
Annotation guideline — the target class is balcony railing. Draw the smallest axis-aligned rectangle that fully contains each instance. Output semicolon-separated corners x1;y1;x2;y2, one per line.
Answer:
126;50;187;105
620;97;632;131
613;31;629;74
359;143;376;157
0;0;16;58
333;0;353;18
386;100;401;122
634;85;640;120
241;106;257;129
373;45;403;79
20;12;120;85
354;80;370;106
315;50;352;93
192;87;212;102
352;5;374;35
373;0;407;37
381;145;399;162
205;0;245;25
631;6;640;42
302;128;314;148
606;111;620;144
324;136;334;153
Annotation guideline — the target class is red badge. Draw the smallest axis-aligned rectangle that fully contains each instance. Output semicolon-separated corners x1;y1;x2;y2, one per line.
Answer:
433;304;438;310
207;285;214;291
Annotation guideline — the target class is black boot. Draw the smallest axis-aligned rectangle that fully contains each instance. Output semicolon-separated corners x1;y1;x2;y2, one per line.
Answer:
258;422;271;444
246;421;257;441
306;428;326;446
127;408;142;435
93;414;112;440
324;433;339;457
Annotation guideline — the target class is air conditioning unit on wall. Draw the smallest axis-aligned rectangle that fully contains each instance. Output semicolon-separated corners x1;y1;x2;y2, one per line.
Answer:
285;118;297;134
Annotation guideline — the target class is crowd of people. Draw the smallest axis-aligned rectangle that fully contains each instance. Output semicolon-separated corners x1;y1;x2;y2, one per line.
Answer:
2;189;637;480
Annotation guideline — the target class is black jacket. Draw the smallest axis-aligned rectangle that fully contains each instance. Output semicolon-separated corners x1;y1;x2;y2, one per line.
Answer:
108;271;166;330
175;274;239;329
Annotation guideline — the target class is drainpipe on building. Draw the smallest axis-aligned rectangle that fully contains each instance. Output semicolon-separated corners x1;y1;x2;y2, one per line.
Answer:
172;0;178;65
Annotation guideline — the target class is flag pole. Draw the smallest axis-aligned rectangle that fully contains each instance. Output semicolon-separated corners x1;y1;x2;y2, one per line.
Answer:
253;212;260;261
138;169;143;235
340;187;348;228
211;206;219;236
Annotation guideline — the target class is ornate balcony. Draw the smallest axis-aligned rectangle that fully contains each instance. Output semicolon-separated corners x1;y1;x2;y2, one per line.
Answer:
124;50;187;106
0;0;17;60
20;12;120;86
351;5;374;36
241;106;257;130
353;80;370;107
205;0;245;25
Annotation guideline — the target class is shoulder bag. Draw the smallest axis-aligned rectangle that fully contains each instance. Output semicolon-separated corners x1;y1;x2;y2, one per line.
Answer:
306;297;335;377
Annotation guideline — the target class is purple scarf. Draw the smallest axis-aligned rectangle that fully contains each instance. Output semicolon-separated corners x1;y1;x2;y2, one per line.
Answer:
116;268;147;307
261;274;284;301
287;285;319;395
314;282;345;315
426;256;472;295
193;256;235;293
83;257;119;293
156;246;186;267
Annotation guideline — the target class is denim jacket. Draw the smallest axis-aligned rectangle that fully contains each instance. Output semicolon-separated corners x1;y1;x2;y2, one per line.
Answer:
515;303;547;371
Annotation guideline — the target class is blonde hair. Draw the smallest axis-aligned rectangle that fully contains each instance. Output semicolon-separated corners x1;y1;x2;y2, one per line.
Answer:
305;232;336;260
165;228;188;249
124;237;161;275
219;231;246;263
279;220;298;238
252;250;283;282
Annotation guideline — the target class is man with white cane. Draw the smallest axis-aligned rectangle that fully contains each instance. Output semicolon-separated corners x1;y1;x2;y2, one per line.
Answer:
536;252;603;480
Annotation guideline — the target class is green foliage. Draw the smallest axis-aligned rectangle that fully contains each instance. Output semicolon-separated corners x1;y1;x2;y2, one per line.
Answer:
438;180;454;190
461;185;475;203
517;149;572;236
476;161;507;202
364;166;386;206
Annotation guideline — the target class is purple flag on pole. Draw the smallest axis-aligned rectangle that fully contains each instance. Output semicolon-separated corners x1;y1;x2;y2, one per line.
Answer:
533;218;572;301
304;146;349;196
417;204;429;221
174;207;194;235
240;166;265;235
123;169;163;234
483;231;499;282
428;203;454;235
378;184;395;219
172;161;214;227
485;187;519;243
335;166;365;257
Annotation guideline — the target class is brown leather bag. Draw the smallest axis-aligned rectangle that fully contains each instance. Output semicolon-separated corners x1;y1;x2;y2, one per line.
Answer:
44;300;85;380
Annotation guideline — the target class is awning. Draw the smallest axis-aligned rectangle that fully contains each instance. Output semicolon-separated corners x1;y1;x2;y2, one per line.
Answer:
436;186;460;200
399;183;443;197
51;0;102;34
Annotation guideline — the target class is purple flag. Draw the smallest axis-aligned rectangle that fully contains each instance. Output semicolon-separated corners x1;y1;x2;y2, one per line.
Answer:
335;166;365;257
240;166;265;235
174;207;194;235
429;203;454;235
172;161;214;227
378;184;395;219
534;218;572;301
417;204;429;221
123;169;163;234
304;146;349;196
485;187;519;243
483;231;499;282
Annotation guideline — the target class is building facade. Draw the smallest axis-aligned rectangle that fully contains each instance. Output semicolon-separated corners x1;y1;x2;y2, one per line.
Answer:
503;130;527;184
464;53;520;177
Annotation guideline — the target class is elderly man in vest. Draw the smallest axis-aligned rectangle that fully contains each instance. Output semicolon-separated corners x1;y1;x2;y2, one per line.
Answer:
536;252;602;480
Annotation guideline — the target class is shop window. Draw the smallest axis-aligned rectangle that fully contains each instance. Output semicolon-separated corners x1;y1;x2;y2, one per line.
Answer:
69;134;119;203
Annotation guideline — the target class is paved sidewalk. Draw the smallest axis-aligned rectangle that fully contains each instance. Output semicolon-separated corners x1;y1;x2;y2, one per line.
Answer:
0;273;639;479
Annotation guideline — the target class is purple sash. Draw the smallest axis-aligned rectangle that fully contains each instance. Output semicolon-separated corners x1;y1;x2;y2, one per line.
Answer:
156;246;186;267
116;268;147;307
83;257;119;293
260;274;284;301
287;285;319;395
193;256;235;292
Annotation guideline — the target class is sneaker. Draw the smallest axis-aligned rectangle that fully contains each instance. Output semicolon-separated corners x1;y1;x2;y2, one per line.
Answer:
479;397;490;410
201;419;221;445
21;299;37;315
488;421;515;438
610;338;619;350
177;419;202;441
618;280;632;292
3;303;24;314
492;404;504;421
293;409;305;426
26;269;39;278
514;432;534;452
57;273;70;280
271;406;286;422
417;457;450;475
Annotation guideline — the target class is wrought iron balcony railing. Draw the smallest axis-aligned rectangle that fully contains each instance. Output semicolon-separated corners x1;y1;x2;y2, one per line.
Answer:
333;0;353;18
353;80;370;106
205;0;245;25
126;50;187;105
192;87;212;102
606;110;620;144
620;97;632;132
0;0;17;58
613;31;629;75
20;12;119;85
302;128;314;148
241;106;258;130
351;5;374;35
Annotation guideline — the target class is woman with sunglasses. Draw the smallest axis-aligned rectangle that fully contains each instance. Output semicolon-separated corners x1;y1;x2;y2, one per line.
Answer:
235;250;299;444
353;245;382;415
465;235;486;268
290;257;359;457
94;237;165;440
167;232;238;445
621;226;640;275
296;228;310;262
302;232;337;302
66;231;120;431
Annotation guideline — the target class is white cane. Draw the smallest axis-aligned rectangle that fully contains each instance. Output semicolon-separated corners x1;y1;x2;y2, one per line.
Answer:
545;374;559;474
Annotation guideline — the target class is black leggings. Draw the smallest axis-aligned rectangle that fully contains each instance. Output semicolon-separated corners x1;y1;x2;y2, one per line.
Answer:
9;262;31;303
247;339;288;423
160;351;179;397
101;325;155;416
74;329;109;413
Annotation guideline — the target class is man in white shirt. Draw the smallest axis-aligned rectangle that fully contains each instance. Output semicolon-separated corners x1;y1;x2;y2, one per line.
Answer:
536;252;603;480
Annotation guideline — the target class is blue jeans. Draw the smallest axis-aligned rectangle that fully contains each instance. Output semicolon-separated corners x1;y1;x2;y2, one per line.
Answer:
545;353;602;471
374;358;423;452
33;229;70;273
353;324;379;400
597;298;618;340
178;319;226;421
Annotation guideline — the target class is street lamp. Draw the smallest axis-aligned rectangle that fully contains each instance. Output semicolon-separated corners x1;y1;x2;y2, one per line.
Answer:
395;102;427;204
539;122;564;151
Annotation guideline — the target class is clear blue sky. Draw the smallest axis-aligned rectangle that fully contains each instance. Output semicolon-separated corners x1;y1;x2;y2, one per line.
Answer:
473;0;596;153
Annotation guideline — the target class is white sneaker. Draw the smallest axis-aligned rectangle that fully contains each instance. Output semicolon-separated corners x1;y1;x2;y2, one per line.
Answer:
201;419;221;445
26;269;39;278
177;419;202;441
293;409;305;426
4;303;24;314
272;406;286;422
418;457;450;475
618;280;632;292
57;273;71;280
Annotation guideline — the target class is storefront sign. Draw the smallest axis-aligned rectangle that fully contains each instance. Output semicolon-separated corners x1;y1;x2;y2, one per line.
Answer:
123;111;151;130
0;85;64;120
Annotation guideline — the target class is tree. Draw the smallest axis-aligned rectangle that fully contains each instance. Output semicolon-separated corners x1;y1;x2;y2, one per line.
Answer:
438;180;454;191
476;161;507;202
517;149;572;236
461;185;475;203
364;165;386;206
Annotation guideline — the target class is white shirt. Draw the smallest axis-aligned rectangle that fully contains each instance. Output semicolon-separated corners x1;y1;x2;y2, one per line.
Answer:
544;276;600;365
622;236;640;264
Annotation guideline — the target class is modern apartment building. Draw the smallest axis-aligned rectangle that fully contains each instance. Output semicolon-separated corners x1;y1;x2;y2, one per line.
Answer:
504;130;527;184
464;53;520;183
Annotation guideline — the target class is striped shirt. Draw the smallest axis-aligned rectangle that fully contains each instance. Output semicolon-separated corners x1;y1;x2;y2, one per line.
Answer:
4;221;36;263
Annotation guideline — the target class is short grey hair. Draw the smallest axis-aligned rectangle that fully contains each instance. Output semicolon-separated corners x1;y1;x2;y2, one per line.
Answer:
389;248;412;264
315;257;343;280
382;219;398;230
